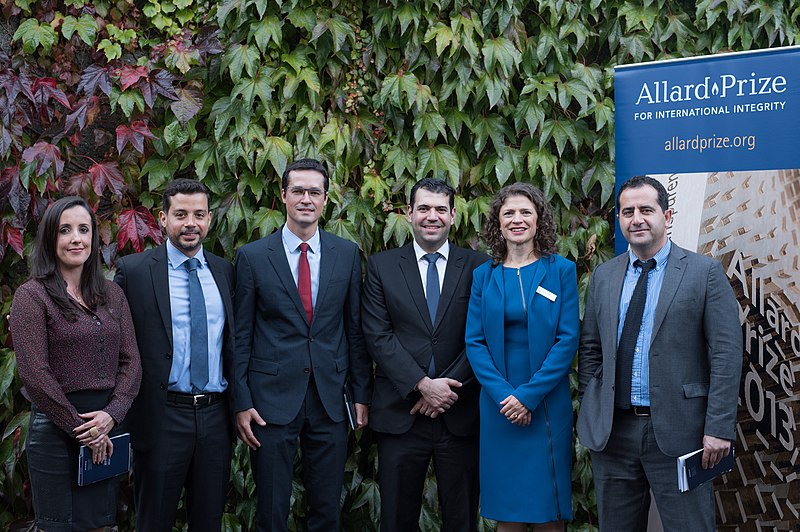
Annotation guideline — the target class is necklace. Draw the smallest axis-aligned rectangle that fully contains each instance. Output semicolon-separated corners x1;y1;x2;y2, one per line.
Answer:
67;287;84;304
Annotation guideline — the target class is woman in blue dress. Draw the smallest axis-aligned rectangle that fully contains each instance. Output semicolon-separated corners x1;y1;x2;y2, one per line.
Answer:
466;182;579;531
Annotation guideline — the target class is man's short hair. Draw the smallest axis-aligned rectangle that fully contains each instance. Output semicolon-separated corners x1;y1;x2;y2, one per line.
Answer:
281;158;330;192
162;178;211;212
409;178;455;210
616;175;669;213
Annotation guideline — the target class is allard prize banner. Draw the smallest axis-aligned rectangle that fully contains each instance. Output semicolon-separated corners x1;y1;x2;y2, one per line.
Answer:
615;47;800;530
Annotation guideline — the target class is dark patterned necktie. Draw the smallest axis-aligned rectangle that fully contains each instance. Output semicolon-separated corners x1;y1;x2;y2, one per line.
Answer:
615;258;657;409
186;258;208;392
423;253;441;376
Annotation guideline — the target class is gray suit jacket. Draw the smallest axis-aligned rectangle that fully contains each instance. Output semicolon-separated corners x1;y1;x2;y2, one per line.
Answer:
576;243;742;457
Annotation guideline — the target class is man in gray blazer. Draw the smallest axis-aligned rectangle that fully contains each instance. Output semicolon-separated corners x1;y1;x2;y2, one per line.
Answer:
577;175;742;531
233;158;373;532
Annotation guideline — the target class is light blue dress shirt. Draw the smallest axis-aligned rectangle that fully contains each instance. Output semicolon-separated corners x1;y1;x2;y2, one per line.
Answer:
166;240;227;393
281;225;321;307
617;239;671;406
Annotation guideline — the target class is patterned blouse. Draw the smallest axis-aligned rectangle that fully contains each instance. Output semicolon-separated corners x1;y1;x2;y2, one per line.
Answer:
10;279;142;435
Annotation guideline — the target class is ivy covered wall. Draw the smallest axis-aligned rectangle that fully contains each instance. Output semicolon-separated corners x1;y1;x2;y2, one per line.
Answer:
0;0;797;529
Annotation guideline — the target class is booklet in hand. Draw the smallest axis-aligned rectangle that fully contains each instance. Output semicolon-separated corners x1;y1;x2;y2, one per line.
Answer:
343;383;357;431
677;446;734;492
78;432;131;486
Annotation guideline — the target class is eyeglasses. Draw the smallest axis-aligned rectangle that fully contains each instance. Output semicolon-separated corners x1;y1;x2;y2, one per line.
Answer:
286;187;325;199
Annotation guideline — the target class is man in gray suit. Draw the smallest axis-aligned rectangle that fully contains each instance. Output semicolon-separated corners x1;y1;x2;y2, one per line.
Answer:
577;175;742;531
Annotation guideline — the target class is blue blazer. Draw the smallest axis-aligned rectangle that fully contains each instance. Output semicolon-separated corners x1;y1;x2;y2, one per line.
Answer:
465;254;579;411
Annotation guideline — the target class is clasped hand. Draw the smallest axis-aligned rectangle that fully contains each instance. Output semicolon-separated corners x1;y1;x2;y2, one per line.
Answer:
410;377;462;418
500;395;530;426
74;410;115;446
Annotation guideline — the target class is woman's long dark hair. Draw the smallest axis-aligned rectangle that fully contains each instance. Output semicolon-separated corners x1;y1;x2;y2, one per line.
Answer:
483;182;558;266
29;196;106;321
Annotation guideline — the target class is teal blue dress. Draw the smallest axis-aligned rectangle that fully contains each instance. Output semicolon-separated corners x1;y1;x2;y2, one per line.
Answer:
466;259;577;523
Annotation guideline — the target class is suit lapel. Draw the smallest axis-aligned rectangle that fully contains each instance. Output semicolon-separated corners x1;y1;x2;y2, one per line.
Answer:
605;254;629;352
149;245;173;347
486;263;507;376
205;252;233;322
434;247;466;331
650;245;687;342
266;230;310;326
399;245;432;333
315;230;337;327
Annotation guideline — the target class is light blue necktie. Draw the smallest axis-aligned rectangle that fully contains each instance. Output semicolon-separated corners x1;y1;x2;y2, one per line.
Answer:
423;253;440;376
185;258;209;392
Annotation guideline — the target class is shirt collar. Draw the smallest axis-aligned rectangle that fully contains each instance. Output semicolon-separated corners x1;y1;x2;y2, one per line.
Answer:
282;224;320;254
166;239;206;270
627;239;671;271
413;239;450;262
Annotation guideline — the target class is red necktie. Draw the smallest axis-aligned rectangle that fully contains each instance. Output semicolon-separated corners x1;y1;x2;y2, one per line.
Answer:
298;243;313;324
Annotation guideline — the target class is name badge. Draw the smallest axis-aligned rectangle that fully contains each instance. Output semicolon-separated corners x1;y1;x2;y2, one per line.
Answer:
536;285;557;302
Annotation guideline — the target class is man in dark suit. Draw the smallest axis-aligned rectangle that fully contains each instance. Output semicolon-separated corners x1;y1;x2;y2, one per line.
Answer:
361;178;486;532
114;178;235;532
233;158;373;532
577;175;742;531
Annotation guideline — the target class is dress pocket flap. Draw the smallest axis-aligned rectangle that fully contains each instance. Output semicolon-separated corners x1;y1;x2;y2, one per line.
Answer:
249;359;279;375
335;356;349;372
682;382;710;398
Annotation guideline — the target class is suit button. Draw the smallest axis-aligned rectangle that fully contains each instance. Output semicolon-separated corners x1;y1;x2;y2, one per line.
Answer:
160;383;166;390
308;337;314;342
304;368;310;374
432;339;438;345
166;353;172;359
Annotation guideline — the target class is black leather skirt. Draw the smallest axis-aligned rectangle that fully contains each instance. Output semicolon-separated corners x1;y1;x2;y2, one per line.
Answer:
26;389;122;531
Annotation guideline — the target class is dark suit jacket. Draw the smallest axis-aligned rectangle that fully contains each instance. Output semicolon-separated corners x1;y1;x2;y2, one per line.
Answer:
232;228;372;425
114;244;236;452
361;243;486;436
577;244;742;457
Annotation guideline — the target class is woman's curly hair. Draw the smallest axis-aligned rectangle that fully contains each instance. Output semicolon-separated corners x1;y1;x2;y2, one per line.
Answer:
483;182;557;266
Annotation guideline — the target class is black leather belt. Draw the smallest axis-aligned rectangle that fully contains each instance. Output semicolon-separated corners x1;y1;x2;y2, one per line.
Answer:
166;391;223;407
617;405;651;417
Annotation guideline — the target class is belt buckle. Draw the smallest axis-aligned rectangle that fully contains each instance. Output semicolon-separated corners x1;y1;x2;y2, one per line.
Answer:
633;406;649;417
192;394;206;407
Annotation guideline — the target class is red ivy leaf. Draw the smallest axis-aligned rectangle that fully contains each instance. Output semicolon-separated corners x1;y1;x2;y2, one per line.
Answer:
32;78;71;110
88;161;125;198
0;71;35;104
117;206;163;253
22;141;64;178
194;26;224;58
138;69;178;109
64;96;100;134
118;65;149;91
65;171;92;196
1;221;24;257
78;65;112;97
116;120;156;154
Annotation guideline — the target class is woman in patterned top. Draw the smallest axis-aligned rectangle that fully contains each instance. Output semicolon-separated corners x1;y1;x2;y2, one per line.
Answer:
10;196;141;531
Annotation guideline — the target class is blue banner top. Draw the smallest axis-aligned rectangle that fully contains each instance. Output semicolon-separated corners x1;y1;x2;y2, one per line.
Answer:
615;46;800;179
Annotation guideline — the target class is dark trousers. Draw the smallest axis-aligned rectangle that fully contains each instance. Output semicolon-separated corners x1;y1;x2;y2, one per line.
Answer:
133;399;232;532
590;413;715;532
376;416;479;532
251;380;348;532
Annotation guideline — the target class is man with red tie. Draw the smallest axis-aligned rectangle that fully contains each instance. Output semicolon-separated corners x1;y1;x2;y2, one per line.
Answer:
232;158;373;531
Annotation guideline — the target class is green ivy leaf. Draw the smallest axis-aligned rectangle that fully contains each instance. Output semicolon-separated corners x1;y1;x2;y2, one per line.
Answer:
413;112;446;144
258;136;292;176
361;171;392;206
222;43;259;84
163;119;189;149
382;212;411;246
423;23;454;57
416;145;460;188
182;139;217;179
13;19;58;55
141;157;179;190
231;67;275;108
482;37;521;77
249;207;285;238
250;15;283;52
97;38;122;61
61;15;97;46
